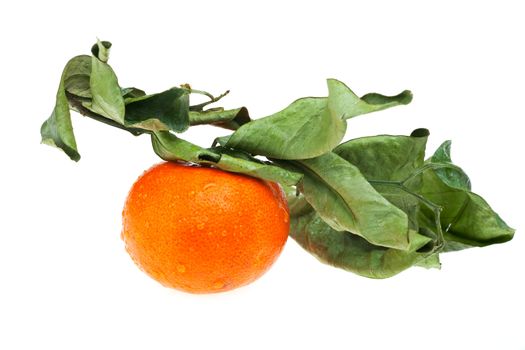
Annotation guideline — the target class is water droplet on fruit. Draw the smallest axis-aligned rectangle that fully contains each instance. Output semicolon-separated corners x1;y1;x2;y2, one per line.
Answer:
212;280;225;290
176;264;186;273
197;222;205;230
221;230;227;237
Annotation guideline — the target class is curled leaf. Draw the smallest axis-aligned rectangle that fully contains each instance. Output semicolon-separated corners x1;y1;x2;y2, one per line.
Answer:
189;107;250;130
125;87;190;132
121;87;146;99
82;40;125;124
40;56;90;161
422;142;515;250
63;55;92;99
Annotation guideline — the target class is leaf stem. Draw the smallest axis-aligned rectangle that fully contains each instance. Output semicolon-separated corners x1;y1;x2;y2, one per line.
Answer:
188;89;230;111
66;93;148;136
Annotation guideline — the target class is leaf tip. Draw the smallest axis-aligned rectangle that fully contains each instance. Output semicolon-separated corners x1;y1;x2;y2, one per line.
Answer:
410;128;430;137
398;90;413;105
91;39;112;62
435;140;453;161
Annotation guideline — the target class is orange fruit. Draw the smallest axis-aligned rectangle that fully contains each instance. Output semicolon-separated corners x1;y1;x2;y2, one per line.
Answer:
121;161;289;293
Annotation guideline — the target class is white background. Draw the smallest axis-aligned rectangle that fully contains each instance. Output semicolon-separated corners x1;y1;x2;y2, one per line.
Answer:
1;1;524;349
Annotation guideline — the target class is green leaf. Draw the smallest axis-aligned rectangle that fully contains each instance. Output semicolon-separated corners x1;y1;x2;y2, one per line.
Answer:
152;130;218;163
212;135;231;148
91;40;112;62
189;107;250;130
334;128;429;189
121;87;146;99
415;253;441;269
63;55;92;99
226;79;411;160
334;131;514;251
82;40;125;124
430;140;471;191
333;128;443;242
152;131;302;186
360;90;412;107
125;87;190;132
40;56;90;161
421;144;515;250
330;129;446;250
278;152;419;250
290;205;434;279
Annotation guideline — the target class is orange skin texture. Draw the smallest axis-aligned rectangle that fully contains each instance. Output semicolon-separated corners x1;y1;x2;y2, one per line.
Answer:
122;162;289;293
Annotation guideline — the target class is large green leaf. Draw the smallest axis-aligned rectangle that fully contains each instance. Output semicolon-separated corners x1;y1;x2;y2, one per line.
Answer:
279;152;422;250
40;56;90;161
421;142;515;251
124;87;190;132
226;79;411;159
82;41;125;124
290;200;436;279
152;131;302;186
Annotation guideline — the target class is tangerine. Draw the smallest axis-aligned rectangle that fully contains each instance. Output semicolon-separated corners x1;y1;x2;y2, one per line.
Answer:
121;161;289;293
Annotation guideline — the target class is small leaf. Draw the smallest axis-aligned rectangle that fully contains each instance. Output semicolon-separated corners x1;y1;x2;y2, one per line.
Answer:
212;135;231;147
91;40;112;62
189;107;250;130
125;87;190;132
82;40;125;124
121;87;146;99
226;79;411;160
152;131;302;186
335;85;412;120
40;56;91;161
360;90;412;108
